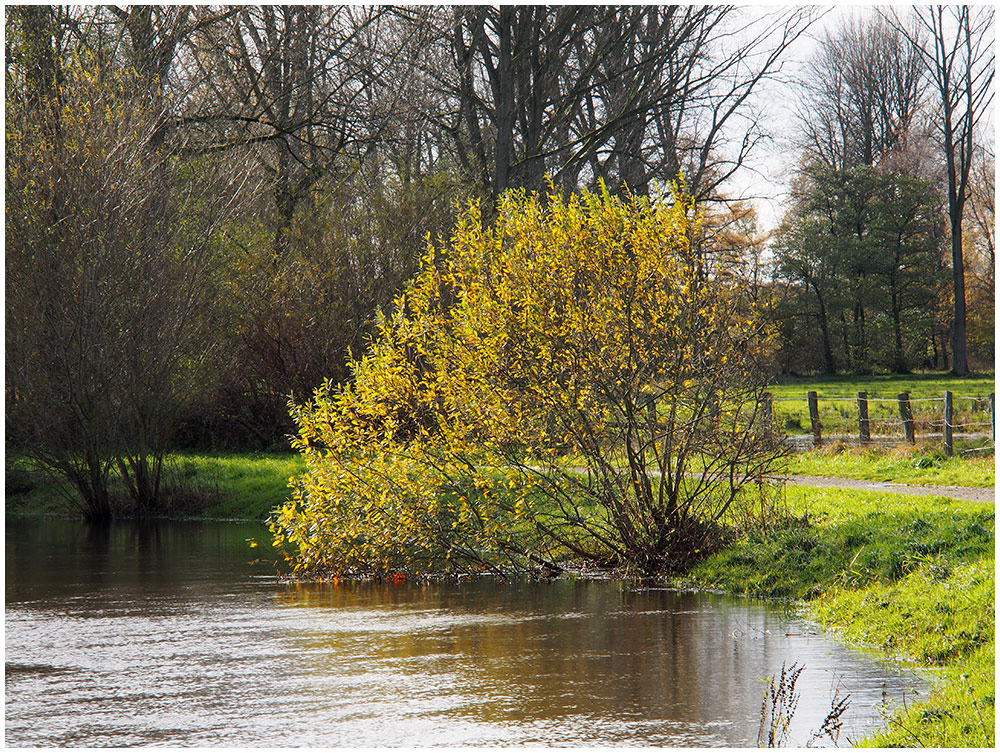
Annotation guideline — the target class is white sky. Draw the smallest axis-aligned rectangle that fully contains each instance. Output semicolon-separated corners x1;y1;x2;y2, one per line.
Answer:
726;5;869;232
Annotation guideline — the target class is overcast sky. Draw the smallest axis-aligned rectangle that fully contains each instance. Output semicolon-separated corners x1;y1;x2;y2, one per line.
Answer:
727;4;863;232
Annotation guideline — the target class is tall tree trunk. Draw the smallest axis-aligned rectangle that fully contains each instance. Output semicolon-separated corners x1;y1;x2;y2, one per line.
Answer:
853;302;867;370
489;10;516;199
889;6;993;375
838;311;852;371
811;282;836;374
20;7;60;102
274;149;294;261
949;206;969;375
891;288;906;373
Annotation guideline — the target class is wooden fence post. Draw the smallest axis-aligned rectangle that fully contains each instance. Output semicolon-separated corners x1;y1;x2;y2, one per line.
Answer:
857;391;870;444
808;391;822;447
943;390;953;456
897;392;915;444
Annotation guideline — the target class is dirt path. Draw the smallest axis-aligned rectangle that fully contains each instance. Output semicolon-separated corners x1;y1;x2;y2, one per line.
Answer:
780;475;994;503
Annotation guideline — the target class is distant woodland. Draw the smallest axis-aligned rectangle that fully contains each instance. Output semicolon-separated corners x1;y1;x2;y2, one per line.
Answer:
6;6;994;461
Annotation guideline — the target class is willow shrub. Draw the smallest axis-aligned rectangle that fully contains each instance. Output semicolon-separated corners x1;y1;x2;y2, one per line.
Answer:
270;185;784;577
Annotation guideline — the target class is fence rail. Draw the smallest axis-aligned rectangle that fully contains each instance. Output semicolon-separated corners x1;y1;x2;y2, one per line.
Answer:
766;390;995;454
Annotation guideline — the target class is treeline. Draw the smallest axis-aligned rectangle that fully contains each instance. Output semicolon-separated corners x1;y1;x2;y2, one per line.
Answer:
4;7;994;519
772;11;994;376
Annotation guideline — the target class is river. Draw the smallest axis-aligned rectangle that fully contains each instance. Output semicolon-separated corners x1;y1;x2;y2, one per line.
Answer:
5;517;924;747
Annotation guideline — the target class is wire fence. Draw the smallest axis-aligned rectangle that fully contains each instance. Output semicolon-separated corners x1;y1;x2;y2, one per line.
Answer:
768;390;995;455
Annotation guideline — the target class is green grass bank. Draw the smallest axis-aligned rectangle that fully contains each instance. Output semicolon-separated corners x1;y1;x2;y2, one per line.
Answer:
785;444;995;487
677;486;994;747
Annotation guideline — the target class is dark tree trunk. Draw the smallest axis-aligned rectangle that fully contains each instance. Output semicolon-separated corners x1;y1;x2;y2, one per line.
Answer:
811;282;836;374
491;11;515;198
891;288;907;373
950;210;969;375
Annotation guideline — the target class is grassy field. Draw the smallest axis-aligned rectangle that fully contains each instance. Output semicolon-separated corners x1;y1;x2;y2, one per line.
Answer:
769;372;995;443
678;486;994;747
770;372;996;399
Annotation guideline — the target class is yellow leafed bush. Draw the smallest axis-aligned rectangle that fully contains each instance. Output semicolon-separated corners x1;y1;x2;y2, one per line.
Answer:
271;183;784;577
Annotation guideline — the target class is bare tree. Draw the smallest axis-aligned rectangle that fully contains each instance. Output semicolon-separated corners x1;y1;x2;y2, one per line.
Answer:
798;15;927;171
43;7;237;130
179;6;428;259
965;143;996;365
5;6;65;107
442;6;618;197
888;6;995;375
6;54;249;520
436;7;818;201
144;7;451;447
573;6;724;196
968;143;995;286
637;7;818;201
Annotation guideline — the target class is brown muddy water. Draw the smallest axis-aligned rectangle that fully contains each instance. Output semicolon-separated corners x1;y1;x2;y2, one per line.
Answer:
5;517;925;747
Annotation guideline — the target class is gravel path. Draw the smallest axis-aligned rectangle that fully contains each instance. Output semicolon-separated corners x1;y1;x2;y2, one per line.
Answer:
780;475;994;503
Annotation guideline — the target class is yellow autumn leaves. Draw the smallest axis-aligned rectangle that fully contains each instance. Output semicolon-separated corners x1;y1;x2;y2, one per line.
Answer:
271;183;774;577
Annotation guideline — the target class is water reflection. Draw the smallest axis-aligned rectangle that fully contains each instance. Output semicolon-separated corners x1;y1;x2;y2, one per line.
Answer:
6;518;923;747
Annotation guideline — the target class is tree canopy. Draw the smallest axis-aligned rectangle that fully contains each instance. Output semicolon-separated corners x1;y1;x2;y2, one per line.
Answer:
775;164;946;374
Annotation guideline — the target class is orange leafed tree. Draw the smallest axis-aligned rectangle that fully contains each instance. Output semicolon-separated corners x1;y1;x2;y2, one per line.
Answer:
270;184;784;577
